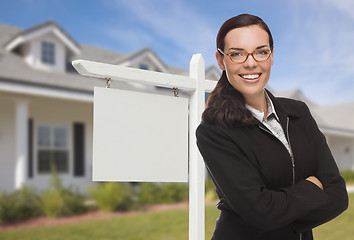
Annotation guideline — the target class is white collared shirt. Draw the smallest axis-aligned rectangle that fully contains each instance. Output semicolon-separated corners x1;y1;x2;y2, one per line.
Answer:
246;91;292;154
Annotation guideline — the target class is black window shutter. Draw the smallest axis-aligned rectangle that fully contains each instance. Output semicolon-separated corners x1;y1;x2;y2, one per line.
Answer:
28;118;33;178
73;123;85;177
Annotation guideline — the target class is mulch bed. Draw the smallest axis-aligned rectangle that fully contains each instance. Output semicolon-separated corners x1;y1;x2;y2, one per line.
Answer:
0;201;189;231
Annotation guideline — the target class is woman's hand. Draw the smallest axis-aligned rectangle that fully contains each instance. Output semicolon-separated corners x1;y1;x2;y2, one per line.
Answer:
306;176;323;190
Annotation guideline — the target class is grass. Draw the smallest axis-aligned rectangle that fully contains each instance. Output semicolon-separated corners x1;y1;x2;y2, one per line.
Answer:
0;194;352;240
0;208;189;240
313;193;354;239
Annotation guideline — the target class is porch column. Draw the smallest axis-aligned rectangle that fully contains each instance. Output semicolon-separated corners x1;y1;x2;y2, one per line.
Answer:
15;101;28;189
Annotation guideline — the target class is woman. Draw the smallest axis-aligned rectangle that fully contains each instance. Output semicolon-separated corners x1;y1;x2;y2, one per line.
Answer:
196;14;348;240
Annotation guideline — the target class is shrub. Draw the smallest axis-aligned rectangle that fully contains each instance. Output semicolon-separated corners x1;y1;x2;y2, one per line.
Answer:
88;182;133;212
0;186;40;223
138;182;188;205
138;182;161;204
159;183;188;203
38;188;64;218
39;188;87;218
205;177;215;192
341;170;354;184
38;166;87;218
62;188;88;215
205;177;218;202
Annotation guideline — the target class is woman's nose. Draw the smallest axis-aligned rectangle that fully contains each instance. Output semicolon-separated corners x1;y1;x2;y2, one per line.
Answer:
243;54;258;68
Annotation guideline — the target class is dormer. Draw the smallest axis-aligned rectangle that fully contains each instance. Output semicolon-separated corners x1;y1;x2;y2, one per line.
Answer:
5;20;80;73
115;47;168;73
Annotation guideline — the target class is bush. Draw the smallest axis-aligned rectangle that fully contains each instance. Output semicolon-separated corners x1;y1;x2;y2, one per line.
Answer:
38;188;64;218
138;182;188;205
38;167;87;218
0;186;40;223
205;177;218;202
88;182;133;212
39;188;87;218
159;183;188;203
138;183;161;204
341;170;354;184
205;177;215;192
62;188;88;215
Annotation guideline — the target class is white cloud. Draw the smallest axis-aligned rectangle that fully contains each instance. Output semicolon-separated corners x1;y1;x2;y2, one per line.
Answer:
106;0;217;67
271;0;354;105
322;0;354;19
105;25;156;52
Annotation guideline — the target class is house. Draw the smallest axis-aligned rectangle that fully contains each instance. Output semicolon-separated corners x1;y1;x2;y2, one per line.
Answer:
276;89;354;171
0;20;220;193
0;20;353;193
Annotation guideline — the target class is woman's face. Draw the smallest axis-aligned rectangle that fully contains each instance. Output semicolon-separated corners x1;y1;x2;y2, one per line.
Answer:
216;25;273;101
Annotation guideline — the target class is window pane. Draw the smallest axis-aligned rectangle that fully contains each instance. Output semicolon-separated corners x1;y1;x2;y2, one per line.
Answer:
37;125;69;175
38;150;69;173
139;64;149;70
41;41;55;65
53;150;68;173
38;126;51;147
54;127;67;148
38;150;51;173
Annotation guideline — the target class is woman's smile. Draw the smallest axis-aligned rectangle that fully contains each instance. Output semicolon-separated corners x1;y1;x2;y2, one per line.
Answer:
239;73;262;83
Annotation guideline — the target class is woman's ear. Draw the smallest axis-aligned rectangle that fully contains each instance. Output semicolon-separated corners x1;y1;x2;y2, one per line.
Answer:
216;51;226;71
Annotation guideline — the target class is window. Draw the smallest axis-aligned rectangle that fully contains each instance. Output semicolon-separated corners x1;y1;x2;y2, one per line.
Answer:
41;41;55;65
37;125;69;173
345;147;350;154
139;63;149;70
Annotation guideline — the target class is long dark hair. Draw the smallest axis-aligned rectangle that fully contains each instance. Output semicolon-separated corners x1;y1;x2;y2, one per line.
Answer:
202;14;274;128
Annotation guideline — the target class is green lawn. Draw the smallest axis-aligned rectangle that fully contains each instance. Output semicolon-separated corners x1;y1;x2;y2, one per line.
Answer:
313;193;354;239
0;194;352;240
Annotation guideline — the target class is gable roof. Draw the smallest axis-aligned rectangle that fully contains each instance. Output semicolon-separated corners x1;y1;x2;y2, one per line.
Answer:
114;47;168;72
0;22;22;47
275;88;354;136
276;89;318;108
0;22;141;93
0;46;100;93
312;102;354;134
0;22;107;95
74;44;126;65
4;20;81;55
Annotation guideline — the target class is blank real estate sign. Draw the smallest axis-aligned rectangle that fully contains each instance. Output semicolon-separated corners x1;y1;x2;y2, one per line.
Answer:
92;87;189;182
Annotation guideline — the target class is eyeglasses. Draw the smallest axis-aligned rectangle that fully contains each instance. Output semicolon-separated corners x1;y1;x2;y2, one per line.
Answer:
218;48;272;63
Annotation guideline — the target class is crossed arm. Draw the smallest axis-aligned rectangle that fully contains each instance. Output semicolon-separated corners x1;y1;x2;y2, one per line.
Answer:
196;119;348;233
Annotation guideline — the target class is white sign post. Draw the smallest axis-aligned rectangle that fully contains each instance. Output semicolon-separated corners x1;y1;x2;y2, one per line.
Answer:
72;54;217;240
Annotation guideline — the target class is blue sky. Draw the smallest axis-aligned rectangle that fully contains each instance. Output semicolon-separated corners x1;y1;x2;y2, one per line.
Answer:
1;0;354;106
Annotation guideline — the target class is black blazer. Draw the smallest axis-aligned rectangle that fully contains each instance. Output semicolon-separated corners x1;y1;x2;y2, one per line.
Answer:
196;91;348;240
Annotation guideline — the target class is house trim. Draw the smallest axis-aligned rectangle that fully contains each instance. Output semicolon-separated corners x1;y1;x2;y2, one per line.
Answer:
15;100;28;189
117;48;168;73
0;80;93;102
5;22;81;55
320;125;354;138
